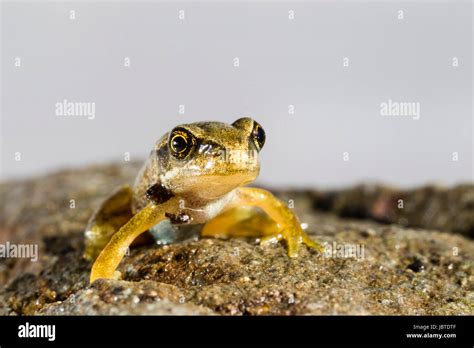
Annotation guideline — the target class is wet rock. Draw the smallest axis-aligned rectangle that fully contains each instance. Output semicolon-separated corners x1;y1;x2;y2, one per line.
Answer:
296;184;474;238
0;163;472;315
40;280;213;315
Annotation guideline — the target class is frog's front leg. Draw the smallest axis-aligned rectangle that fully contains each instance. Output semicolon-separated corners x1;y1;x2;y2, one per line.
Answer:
203;188;324;257
84;185;135;261
90;197;180;283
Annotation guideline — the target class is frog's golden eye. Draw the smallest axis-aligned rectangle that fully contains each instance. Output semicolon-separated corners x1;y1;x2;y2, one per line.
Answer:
251;121;266;151
169;128;196;160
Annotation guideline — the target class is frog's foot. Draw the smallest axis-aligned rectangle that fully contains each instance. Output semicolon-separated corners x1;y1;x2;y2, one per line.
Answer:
258;224;324;257
202;198;324;257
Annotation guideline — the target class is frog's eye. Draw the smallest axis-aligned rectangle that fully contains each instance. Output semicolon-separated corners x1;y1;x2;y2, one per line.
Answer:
168;128;197;160
251;121;266;151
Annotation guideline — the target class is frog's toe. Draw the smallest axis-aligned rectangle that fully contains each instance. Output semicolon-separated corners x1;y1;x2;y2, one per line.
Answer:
285;230;302;258
259;233;283;246
273;227;324;257
259;229;301;257
113;270;122;280
301;232;325;253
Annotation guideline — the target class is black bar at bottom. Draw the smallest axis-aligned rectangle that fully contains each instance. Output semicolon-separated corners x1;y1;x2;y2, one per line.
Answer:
0;315;471;346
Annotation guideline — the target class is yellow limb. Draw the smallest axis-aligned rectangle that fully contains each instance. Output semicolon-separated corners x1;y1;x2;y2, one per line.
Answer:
217;187;324;257
90;198;178;283
202;206;279;238
84;185;134;261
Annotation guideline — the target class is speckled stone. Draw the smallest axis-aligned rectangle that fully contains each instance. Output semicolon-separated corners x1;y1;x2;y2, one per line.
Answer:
302;184;474;238
0;163;472;315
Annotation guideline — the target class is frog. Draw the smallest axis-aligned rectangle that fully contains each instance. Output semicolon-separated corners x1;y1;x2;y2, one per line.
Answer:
85;117;323;283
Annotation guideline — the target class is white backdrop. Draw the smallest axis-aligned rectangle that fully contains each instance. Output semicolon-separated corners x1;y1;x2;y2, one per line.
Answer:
1;1;472;188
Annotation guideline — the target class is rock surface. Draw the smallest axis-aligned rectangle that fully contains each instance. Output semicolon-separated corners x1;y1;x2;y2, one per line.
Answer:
305;184;474;238
0;162;472;315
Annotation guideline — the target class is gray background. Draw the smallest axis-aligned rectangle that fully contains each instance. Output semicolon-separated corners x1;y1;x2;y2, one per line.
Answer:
1;0;472;188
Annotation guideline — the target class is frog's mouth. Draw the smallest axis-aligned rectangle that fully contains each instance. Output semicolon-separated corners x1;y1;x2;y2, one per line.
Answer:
171;171;259;201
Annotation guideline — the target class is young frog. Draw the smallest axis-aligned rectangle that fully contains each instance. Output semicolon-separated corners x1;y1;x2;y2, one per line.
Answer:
85;118;323;283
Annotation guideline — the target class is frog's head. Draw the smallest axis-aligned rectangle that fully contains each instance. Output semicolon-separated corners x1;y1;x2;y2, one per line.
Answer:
156;117;265;201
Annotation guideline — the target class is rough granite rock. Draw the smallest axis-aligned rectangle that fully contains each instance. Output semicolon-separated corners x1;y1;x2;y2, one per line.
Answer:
304;184;474;238
0;162;472;315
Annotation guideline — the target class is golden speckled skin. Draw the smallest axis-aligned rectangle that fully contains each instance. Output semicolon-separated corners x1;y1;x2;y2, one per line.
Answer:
87;118;323;283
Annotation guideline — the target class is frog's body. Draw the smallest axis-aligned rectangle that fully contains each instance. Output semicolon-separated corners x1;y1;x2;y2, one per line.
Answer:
85;118;323;283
